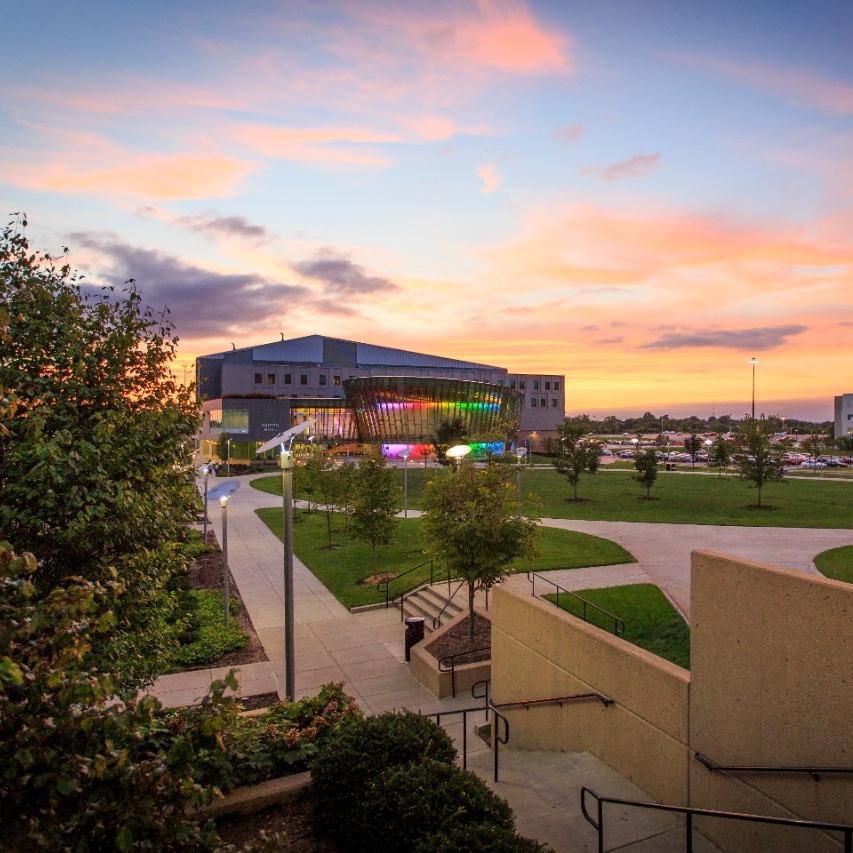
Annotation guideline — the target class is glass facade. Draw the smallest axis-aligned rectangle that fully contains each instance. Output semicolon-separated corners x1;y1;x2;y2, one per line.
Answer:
289;402;358;441
344;376;521;442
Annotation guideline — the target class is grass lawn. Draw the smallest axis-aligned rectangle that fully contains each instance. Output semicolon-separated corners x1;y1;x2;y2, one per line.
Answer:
544;583;690;670
814;545;853;583
255;507;635;609
251;468;853;528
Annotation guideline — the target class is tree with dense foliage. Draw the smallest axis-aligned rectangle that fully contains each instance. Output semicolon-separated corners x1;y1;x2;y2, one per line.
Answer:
710;435;732;476
421;462;539;642
0;218;200;687
684;433;702;468
633;448;659;498
553;417;599;500
346;450;402;574
432;416;468;464
734;419;786;508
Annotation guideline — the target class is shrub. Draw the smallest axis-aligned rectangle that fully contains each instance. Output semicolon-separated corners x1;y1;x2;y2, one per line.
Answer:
360;759;515;853
168;590;247;669
310;711;457;847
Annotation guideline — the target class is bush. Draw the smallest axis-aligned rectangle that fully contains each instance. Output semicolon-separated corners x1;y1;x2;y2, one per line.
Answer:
360;759;515;853
310;711;457;848
168;590;247;669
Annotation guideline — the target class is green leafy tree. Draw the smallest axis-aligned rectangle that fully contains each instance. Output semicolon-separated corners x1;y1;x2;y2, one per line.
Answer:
346;450;402;574
836;435;853;453
432;416;468;465
553;417;599;500
710;435;732;476
684;433;701;468
421;462;539;642
0;219;200;686
801;432;826;462
633;448;659;498
215;431;233;470
734;419;786;507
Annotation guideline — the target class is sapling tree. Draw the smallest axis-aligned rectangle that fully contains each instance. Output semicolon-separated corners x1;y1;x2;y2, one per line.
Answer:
633;448;659;498
734;419;786;507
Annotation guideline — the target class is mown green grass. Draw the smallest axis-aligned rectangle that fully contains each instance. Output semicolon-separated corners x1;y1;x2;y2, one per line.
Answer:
251;467;853;528
256;508;635;609
814;545;853;583
544;583;690;670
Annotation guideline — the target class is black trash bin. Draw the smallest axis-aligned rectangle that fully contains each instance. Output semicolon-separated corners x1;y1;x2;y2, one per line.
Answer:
404;617;425;662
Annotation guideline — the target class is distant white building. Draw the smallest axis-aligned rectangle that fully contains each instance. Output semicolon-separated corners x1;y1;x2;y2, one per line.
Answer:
834;393;853;438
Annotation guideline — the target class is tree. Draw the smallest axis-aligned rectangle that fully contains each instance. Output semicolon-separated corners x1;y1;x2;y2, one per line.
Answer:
0;218;200;687
216;431;233;469
553;417;599;500
633;448;659;498
733;419;786;508
801;432;826;462
420;462;539;642
684;433;701;468
432;417;468;465
346;450;402;574
709;435;732;476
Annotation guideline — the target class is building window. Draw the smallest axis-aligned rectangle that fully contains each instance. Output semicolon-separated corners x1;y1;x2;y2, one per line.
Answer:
533;380;539;390
254;372;262;384
545;381;551;391
284;373;291;384
267;373;275;385
519;381;526;390
334;375;341;386
551;399;558;408
554;381;560;391
510;380;516;389
531;398;537;407
319;374;327;386
540;398;546;408
300;374;308;385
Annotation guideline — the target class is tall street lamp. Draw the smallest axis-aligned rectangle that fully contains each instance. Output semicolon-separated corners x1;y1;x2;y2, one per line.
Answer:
447;444;472;471
748;357;760;420
201;464;210;544
207;480;240;630
400;448;412;518
513;446;528;501
226;438;232;477
256;418;316;702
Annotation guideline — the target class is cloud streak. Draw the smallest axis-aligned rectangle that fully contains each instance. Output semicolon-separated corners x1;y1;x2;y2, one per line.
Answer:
292;249;399;295
583;153;661;182
639;325;809;351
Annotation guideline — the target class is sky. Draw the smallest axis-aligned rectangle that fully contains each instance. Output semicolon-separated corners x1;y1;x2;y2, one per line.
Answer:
2;0;852;423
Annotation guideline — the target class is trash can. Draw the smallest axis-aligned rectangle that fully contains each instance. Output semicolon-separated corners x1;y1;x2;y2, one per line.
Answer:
404;617;425;662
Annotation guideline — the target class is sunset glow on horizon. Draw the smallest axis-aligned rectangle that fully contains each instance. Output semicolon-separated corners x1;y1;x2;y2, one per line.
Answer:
2;1;851;422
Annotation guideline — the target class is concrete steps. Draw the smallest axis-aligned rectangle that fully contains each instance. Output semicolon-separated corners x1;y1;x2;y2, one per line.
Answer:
401;583;466;633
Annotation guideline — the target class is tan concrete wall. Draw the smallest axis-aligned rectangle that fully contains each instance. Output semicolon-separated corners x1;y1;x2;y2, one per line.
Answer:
689;552;853;853
491;586;691;805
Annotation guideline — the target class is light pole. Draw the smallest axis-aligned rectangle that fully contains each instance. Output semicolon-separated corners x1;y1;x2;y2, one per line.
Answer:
202;464;210;544
226;438;232;477
513;446;528;501
220;495;230;629
631;437;638;458
748;357;760;420
447;444;472;471
704;439;712;468
400;448;412;518
280;448;295;700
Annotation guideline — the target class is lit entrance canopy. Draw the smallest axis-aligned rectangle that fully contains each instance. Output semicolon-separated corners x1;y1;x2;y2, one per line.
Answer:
256;418;317;455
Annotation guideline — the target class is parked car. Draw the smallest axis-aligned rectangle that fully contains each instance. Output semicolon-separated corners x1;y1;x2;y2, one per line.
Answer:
800;460;826;469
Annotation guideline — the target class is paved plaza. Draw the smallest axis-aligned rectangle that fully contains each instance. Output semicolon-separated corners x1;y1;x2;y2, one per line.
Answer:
147;472;852;852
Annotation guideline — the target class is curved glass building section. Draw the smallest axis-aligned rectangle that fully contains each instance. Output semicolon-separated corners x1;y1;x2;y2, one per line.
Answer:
344;376;521;442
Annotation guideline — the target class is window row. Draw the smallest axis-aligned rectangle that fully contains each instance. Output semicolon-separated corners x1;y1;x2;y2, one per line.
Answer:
254;372;346;386
529;398;560;408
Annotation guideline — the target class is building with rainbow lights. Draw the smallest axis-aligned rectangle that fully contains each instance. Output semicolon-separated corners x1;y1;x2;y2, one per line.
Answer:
195;335;564;456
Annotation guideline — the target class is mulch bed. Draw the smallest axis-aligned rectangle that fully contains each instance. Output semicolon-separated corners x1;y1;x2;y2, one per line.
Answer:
424;611;491;663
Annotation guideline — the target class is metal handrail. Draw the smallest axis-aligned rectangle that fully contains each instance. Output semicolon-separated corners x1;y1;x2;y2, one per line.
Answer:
433;578;467;629
438;645;491;698
377;558;435;612
488;699;510;782
581;786;853;853
424;705;481;770
496;692;613;711
696;752;853;782
527;571;625;635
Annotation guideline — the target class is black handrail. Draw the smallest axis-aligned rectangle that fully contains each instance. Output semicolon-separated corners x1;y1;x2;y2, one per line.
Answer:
527;571;625;635
496;692;613;711
377;558;436;616
696;752;853;783
581;786;853;853
433;578;467;629
438;645;491;698
424;706;479;770
489;699;510;782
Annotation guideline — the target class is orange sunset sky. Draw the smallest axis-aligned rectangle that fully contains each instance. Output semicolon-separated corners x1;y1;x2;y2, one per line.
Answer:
2;1;852;421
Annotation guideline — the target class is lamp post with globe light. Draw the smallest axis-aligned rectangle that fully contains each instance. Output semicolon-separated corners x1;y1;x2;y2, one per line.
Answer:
748;358;760;420
400;448;412;518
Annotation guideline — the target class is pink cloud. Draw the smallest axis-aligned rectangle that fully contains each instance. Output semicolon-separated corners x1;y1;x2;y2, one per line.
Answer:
477;159;504;194
554;124;585;145
583;153;661;181
672;53;853;116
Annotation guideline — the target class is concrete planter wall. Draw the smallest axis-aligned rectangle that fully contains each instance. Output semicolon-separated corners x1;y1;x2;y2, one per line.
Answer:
409;610;491;699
